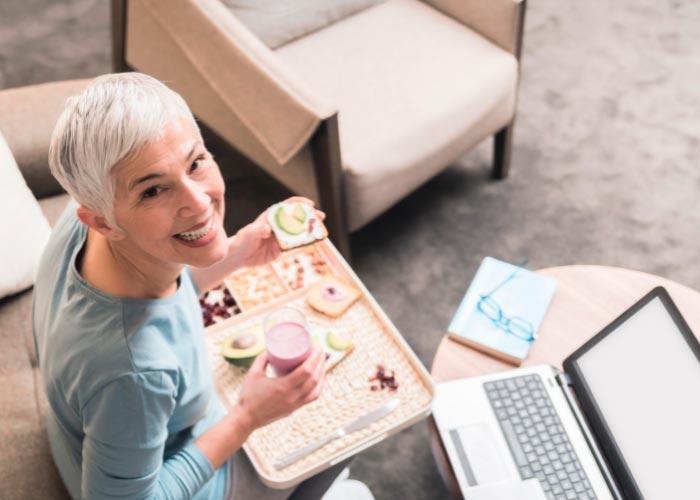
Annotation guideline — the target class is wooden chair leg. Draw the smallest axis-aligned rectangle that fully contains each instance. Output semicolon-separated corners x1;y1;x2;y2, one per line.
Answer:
111;0;131;72
492;122;515;179
310;114;351;261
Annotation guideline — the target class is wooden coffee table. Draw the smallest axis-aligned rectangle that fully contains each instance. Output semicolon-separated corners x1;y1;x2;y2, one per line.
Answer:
429;265;700;498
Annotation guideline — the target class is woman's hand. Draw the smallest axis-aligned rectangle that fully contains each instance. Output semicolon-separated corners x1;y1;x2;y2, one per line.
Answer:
195;349;325;469
236;348;327;432
231;197;325;269
230;214;281;269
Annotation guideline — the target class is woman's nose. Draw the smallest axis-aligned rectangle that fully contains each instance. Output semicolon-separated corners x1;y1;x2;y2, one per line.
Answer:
178;180;210;218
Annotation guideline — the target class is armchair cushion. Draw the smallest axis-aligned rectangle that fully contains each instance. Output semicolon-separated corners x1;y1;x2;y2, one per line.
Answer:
275;0;518;230
222;0;385;49
424;0;525;56
0;131;52;299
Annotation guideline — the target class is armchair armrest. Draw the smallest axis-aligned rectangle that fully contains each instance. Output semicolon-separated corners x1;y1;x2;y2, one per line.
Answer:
0;79;90;198
422;0;526;59
126;0;336;167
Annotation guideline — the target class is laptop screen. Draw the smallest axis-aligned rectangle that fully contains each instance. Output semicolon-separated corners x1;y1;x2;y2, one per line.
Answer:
565;289;700;500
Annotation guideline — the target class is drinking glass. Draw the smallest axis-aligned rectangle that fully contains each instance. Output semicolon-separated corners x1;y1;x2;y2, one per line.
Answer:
263;307;312;376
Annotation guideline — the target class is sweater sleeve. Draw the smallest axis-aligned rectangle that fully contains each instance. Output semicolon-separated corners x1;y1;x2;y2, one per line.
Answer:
80;371;215;499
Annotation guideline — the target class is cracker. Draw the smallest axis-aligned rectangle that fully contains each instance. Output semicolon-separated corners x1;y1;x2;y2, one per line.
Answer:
225;265;287;311
268;202;328;250
306;276;361;318
271;246;330;291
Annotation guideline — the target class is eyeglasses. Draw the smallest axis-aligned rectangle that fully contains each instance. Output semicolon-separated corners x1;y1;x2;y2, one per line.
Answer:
476;260;536;342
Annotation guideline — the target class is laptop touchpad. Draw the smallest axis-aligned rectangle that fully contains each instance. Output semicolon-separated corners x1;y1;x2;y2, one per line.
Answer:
449;422;511;485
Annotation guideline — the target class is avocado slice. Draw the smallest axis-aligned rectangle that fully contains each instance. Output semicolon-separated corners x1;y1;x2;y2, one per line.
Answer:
275;206;305;235
221;325;265;368
291;203;307;223
326;331;353;352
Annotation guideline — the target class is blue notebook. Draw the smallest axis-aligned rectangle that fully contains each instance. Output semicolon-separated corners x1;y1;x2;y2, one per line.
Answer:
448;257;557;365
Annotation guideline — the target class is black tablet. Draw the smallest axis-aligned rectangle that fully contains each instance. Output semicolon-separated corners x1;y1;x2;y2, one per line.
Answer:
563;286;700;500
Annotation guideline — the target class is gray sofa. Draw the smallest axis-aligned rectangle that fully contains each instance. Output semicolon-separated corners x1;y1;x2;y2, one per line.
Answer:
0;79;90;499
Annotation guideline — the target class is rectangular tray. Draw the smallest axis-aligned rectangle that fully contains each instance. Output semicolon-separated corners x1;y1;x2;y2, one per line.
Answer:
204;240;435;488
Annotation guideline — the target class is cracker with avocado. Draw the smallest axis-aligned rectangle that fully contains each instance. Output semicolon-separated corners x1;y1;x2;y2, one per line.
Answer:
268;201;327;250
314;330;354;371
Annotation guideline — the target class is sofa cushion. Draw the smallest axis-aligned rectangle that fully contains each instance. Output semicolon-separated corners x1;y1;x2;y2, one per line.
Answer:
0;194;71;370
275;0;518;230
39;193;72;228
0;131;52;299
10;194;73;370
0;194;71;497
222;0;385;49
0;79;90;199
0;290;70;498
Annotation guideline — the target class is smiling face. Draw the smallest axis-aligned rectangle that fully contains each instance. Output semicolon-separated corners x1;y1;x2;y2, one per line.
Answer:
108;118;229;269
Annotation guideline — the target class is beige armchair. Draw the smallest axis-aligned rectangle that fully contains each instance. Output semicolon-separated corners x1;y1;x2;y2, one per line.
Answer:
112;0;526;257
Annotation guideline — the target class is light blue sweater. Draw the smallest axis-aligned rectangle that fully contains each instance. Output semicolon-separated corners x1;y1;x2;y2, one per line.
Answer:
33;203;229;499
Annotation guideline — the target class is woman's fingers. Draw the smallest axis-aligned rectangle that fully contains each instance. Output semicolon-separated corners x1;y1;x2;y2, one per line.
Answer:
302;369;326;404
254;209;271;226
249;352;268;375
285;349;326;409
293;358;326;407
296;350;326;397
287;348;323;388
258;220;272;238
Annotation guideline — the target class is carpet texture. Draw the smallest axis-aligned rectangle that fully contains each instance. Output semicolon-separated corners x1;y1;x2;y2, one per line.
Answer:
1;0;699;499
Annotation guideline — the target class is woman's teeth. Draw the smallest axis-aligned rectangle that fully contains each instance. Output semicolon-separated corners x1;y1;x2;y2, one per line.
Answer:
175;221;212;241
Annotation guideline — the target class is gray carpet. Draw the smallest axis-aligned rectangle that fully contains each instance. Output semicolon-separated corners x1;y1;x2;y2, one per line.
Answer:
2;0;699;499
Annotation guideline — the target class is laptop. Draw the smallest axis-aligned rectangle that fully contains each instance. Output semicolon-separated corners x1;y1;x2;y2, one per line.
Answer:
433;287;700;500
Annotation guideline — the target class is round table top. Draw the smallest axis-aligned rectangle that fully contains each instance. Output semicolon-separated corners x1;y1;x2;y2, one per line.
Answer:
428;265;700;498
431;265;700;382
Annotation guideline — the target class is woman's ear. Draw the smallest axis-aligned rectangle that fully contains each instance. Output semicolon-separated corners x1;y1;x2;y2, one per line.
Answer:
76;206;126;241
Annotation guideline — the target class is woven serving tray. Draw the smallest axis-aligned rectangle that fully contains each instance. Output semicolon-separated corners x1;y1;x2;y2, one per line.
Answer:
204;240;434;488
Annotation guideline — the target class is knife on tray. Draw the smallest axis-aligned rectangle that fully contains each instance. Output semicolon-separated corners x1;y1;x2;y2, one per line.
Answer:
274;397;401;470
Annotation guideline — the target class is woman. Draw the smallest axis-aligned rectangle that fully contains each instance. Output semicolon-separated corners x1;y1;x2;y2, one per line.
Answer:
33;72;344;499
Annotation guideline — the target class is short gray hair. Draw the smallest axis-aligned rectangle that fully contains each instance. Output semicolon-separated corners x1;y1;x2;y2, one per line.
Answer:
49;72;200;225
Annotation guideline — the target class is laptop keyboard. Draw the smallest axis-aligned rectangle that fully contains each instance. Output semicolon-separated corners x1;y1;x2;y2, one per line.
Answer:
484;374;597;500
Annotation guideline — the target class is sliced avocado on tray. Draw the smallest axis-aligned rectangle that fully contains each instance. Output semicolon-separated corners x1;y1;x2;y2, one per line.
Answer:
315;330;353;371
221;324;265;368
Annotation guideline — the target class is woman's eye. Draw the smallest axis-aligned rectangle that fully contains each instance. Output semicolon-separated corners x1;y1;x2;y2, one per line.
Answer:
191;154;207;172
141;186;163;200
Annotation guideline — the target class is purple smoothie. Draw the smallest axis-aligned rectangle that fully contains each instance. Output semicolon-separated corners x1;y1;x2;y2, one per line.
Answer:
265;321;312;375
